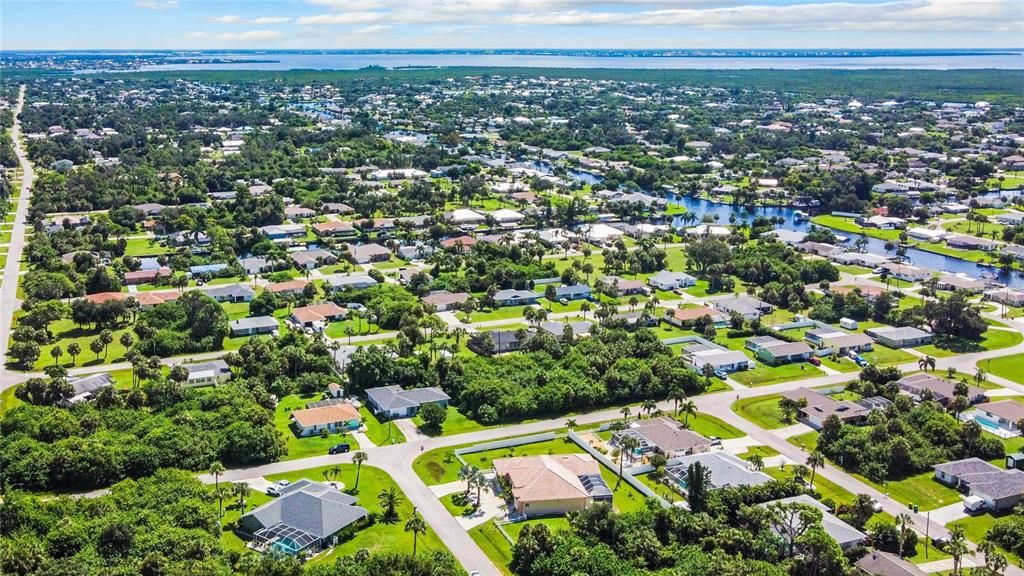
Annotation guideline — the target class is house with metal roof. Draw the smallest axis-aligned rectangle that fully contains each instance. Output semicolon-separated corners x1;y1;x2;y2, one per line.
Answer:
230;316;279;337
553;284;593;301
321;273;378;291
237;479;368;555
182;359;232;388
364;385;450;419
493;288;541;307
648;270;697;291
57;373;114;407
745;336;813;366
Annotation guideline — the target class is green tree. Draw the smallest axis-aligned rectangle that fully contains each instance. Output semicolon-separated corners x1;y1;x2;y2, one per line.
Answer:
404;510;427;556
352;451;368;491
686;461;712;513
378;487;403;520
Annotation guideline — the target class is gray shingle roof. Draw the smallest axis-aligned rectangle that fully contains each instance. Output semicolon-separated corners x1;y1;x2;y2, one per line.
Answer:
365;385;450;411
241;479;368;539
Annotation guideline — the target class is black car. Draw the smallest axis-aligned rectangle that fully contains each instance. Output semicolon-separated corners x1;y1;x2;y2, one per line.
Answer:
329;443;350;455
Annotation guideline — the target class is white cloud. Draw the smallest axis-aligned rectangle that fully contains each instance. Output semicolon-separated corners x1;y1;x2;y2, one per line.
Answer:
354;25;394;34
185;31;210;39
206;15;293;25
295;0;1019;33
135;0;178;9
214;30;285;42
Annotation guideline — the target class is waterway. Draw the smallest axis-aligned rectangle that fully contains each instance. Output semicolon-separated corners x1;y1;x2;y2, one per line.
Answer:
72;51;1024;73
665;194;1024;288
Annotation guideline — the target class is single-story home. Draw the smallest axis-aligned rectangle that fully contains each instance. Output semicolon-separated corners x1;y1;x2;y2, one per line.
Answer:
182;359;232;387
804;328;874;356
124;267;172;285
364;385;450;419
745;336;814;366
267;279;310;296
682;342;754;373
469;329;528;355
493;454;612;519
856;551;928;576
865;325;934;348
664;306;729;328
600;275;648;296
493;288;541;307
539;321;592;341
710;294;773;321
897;373;987;406
290;400;361;437
57;373;114;407
290;303;348;328
312;221;357;238
763;495;866;550
237;479;369;555
612;417;711;459
967;400;1024;435
647;270;697;291
321;273;378;291
933;458;1024;512
291;249;338;270
665;452;771;491
230;316;279;337
205;283;256;303
421;290;472;312
348;243;392;264
553;284;593;301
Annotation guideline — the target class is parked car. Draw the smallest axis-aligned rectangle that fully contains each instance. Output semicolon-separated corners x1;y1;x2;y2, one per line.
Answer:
807;357;821;366
869;498;882;512
329;443;351;455
709;436;722;446
714;369;728;379
266;480;291;496
559;298;569;305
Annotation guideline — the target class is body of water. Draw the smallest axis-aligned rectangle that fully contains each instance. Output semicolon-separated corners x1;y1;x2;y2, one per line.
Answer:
665;194;1024;288
81;51;1024;72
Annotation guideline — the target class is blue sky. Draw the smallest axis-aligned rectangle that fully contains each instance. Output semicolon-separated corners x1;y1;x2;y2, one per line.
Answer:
2;0;1021;50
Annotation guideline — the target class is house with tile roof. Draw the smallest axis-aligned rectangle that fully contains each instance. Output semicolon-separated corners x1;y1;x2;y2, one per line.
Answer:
492;454;612;519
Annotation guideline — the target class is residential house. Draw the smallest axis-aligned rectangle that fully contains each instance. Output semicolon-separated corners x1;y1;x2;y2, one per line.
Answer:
897;373;987;406
804;327;874;356
710;294;774;321
364;385;450;419
291;249;337;270
493;288;541;307
347;243;392;264
600;275;648;296
290;303;348;328
204;283;256;303
681;340;754;373
855;551;928;576
539;321;592;341
312;221;357;238
267;279;310;296
830;252;890;268
421;290;471;312
493;454;612;518
260;224;307;240
239;256;273;276
440;235;478;252
933;458;1024;512
321;202;355;215
285;205;316;220
124;267;172;285
237;479;369;555
878;262;932;283
763;495;866;550
553;284;593;301
490;208;525;226
780;387;883;429
984;287;1024;307
745;336;814;365
189;263;229;277
321;273;378;292
182;359;232;387
865;325;934;348
946;234;999;252
230;316;279;337
664;306;729;328
647;270;697;291
966;400;1024;435
795;241;841;258
290;400;361;437
57;373;114;407
665;452;771;491
612;417;712;459
469;329;528;355
449;208;486;226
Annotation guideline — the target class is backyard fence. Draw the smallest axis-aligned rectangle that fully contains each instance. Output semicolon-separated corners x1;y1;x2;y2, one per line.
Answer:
567;429;668;507
453;432;558;465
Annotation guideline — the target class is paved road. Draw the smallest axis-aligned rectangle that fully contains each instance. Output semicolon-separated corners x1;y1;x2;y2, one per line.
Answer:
0;86;33;367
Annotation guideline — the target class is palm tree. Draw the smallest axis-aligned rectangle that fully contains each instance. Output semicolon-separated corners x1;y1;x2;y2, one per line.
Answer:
806;450;825;490
378;487;403;520
620;406;631;423
327;464;342;485
50;345;63;367
458;464;478;496
404;509;427;556
641;399;657;418
352;452;368;490
896;513;912;558
748;454;765;471
974;367;987;387
616;435;639;488
948;526;969;575
233;482;251;512
792;464;810;483
67;342;81;366
918;355;936;373
564;418;577;431
979;540;1009;575
209;461;225;491
679;399;697;428
472;468;487;505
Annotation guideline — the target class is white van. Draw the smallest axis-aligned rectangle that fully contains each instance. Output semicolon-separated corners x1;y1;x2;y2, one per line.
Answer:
963;495;985;513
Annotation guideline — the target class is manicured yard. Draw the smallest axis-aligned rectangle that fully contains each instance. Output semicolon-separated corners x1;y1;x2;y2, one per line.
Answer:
738;445;780;460
414;436;586;485
852;470;962;511
916;329;1023;357
468;305;530;323
679;412;744;439
732;394;790;429
983;352;1024;385
731;362;824;387
762;464;857;507
787;430;820;452
273;393;360;460
412;405;494;437
261;465;449;563
810;215;903;241
122;236;171;256
31;318;135;370
359;406;405;446
860;346;916;367
948;512;1022;566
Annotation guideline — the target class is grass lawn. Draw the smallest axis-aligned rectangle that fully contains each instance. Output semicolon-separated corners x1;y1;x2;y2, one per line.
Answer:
853;470;962;511
468;522;514;576
835;264;873;275
787;430;820;452
948;512;1022;566
122;236;171;256
811;215;903;241
732;394;791;430
469;305;529;323
503;517;571;541
983;352;1024;385
414;437;586;485
861;346;916;367
412;405;494;437
273;393;360;460
679;412;744;439
763;464;857;507
917;329;1023;357
731;362;824;387
30;318;135;371
359;406;405;446
738;445;780;460
262;465;449;563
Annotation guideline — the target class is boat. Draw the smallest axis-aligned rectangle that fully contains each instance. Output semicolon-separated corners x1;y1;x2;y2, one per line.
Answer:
793;210;810;222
